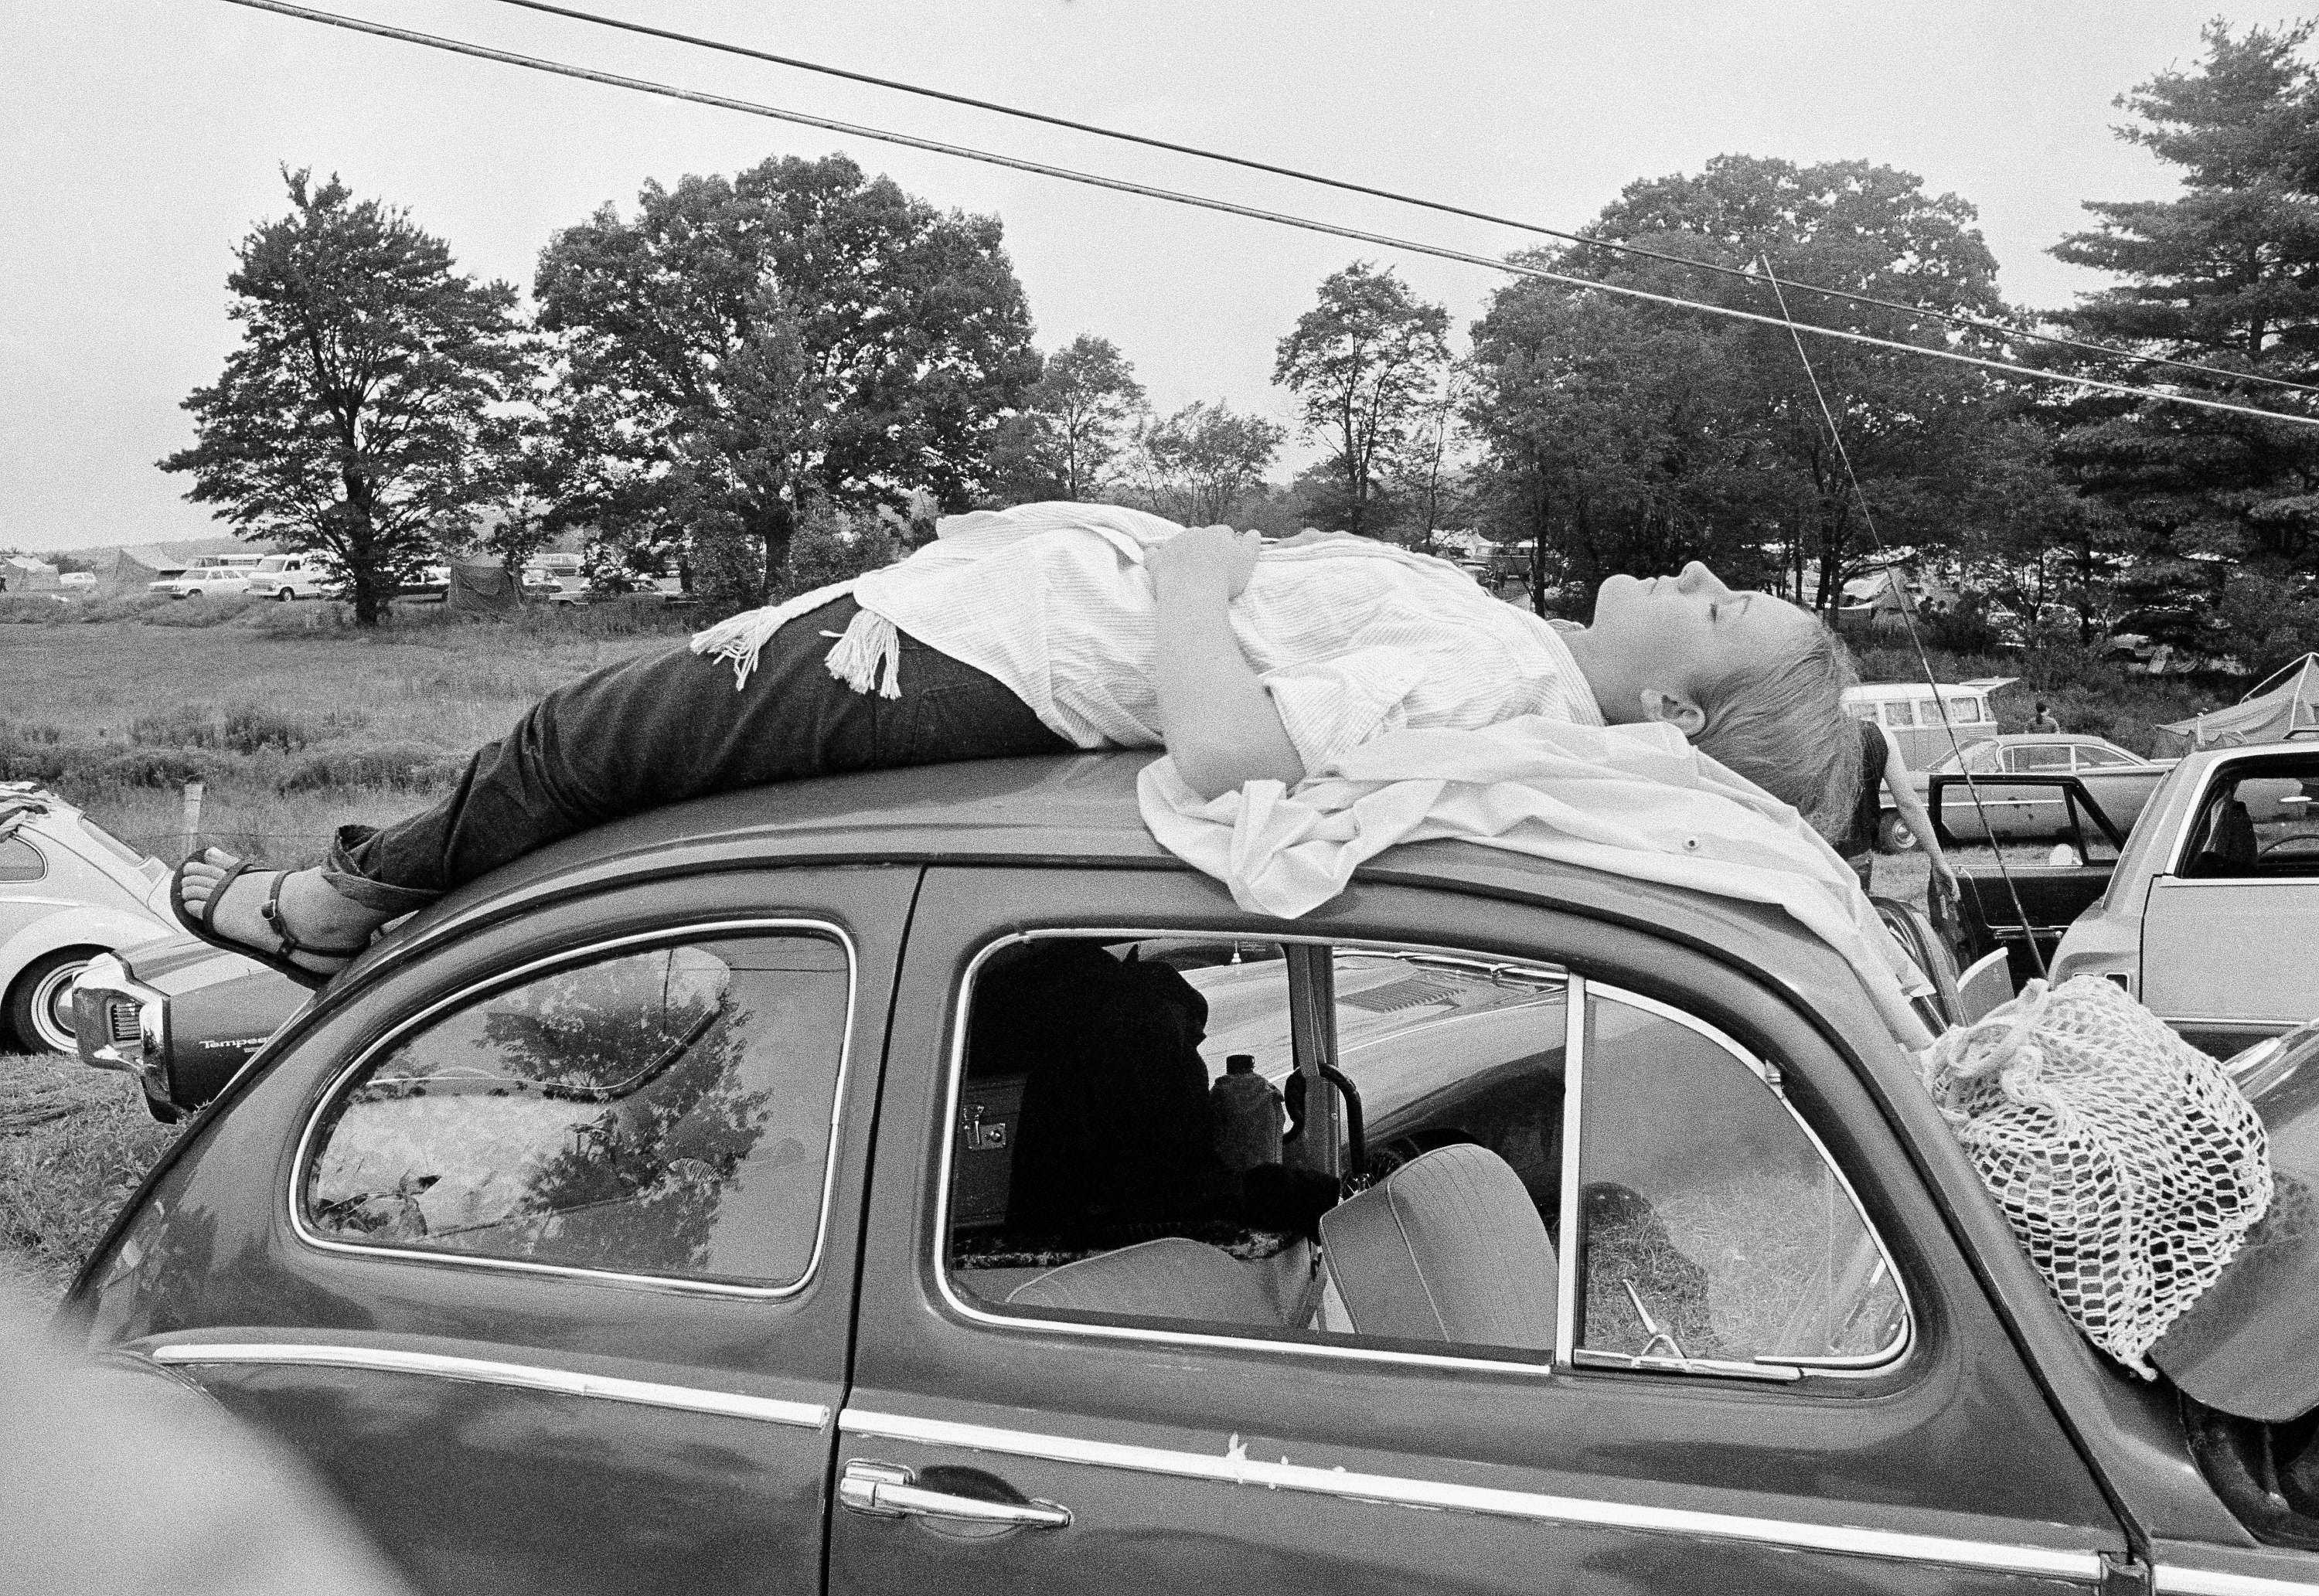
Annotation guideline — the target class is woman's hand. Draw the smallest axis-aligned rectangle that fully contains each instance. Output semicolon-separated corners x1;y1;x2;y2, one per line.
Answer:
1149;524;1261;599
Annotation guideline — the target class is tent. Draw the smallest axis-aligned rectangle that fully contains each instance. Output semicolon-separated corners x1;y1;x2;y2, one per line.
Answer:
447;558;521;614
102;546;187;594
1837;567;1915;629
2161;653;2319;749
1;555;60;592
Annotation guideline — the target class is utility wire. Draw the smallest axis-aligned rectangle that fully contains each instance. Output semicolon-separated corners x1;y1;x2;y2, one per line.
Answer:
223;0;2319;430
1758;255;2049;983
484;0;2319;402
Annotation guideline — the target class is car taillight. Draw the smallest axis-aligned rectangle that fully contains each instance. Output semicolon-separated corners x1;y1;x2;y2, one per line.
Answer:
107;1000;141;1044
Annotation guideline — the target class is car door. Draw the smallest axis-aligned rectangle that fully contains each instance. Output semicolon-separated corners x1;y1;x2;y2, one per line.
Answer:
833;864;2128;1595
2141;751;2319;1055
74;865;914;1596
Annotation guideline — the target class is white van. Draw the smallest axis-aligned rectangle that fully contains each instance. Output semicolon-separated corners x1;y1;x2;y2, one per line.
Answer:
1841;678;2014;770
243;552;338;601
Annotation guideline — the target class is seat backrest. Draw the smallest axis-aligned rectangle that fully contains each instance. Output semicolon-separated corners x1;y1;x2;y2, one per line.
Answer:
2219;801;2258;869
1319;1143;1556;1353
1006;1237;1282;1327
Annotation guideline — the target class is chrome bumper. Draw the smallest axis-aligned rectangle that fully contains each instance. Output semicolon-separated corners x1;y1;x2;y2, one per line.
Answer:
70;953;168;1098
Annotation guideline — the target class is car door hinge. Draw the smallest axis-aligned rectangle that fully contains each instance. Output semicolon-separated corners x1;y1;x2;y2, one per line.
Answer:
2099;1551;2153;1596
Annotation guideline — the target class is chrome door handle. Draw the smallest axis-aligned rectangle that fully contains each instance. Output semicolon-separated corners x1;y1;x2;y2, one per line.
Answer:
838;1460;1071;1529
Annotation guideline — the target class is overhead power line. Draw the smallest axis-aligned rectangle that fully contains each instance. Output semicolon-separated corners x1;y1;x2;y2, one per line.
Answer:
483;0;2319;402
219;0;2319;430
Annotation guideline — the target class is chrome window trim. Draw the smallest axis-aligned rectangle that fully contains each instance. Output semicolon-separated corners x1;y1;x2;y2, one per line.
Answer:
152;1342;829;1429
288;917;858;1301
931;927;1571;1378
1552;974;1586;1367
2147;876;2319;893
2154;1569;2319;1595
1571;983;1914;1379
837;1407;2104;1581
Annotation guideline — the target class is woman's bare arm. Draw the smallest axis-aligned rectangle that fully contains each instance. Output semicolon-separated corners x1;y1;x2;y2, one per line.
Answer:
1878;727;1959;890
1149;526;1306;799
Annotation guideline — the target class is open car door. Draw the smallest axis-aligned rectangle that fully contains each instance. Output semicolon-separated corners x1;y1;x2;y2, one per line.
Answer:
1932;774;2126;988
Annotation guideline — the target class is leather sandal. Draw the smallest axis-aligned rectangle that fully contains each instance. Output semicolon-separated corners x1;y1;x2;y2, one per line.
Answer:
169;851;369;991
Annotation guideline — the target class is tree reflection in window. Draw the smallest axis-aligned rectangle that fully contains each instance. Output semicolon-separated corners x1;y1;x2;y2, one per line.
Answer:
305;934;849;1287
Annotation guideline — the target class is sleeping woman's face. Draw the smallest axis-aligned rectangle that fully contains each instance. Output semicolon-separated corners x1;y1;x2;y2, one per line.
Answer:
1587;563;1813;703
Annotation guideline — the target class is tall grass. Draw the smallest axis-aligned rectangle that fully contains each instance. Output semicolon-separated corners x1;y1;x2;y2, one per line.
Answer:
0;1053;179;1302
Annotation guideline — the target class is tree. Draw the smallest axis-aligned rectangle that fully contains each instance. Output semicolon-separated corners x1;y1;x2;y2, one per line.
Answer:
160;170;533;624
1466;157;2018;616
990;335;1148;502
536;154;1040;600
1274;262;1451;536
2045;21;2319;663
1126;401;1286;525
1384;362;1475;554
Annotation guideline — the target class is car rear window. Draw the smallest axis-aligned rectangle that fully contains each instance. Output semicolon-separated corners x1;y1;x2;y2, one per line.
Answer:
299;927;853;1291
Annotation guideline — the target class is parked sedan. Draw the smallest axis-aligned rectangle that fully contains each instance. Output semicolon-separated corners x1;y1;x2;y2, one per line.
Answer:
59;750;2319;1596
1891;733;2173;849
2051;740;2319;1057
147;566;253;600
0;784;177;1053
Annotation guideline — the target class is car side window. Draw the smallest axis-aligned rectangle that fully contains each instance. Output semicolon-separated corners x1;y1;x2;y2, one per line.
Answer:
942;934;1906;1379
301;929;851;1289
1574;991;1904;1370
2182;758;2319;878
2074;745;2135;768
2018;744;2073;772
0;837;43;882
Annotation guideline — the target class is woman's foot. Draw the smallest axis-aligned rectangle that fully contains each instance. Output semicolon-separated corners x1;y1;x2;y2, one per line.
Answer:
175;850;393;978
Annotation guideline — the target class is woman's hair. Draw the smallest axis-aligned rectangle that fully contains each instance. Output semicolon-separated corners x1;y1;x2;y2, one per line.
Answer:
1692;619;1863;839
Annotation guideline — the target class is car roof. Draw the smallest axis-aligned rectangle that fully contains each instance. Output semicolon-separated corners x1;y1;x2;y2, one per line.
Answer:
349;752;1893;1061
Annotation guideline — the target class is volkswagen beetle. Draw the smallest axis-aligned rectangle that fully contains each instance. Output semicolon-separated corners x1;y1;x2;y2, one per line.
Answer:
57;753;2319;1595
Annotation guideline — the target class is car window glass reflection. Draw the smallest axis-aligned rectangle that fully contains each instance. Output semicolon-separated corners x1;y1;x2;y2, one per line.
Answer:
303;933;849;1287
0;837;43;883
1575;995;1904;1368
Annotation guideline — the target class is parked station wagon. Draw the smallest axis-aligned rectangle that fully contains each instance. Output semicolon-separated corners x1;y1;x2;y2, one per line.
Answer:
60;754;2319;1595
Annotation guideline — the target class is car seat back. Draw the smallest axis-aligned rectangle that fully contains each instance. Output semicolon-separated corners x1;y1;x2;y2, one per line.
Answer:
1319;1144;1556;1353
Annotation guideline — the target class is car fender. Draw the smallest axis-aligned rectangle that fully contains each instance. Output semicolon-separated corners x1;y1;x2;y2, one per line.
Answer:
0;902;172;985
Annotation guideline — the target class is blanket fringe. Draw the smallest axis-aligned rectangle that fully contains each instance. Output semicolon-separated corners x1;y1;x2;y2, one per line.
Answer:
688;578;861;689
822;605;902;698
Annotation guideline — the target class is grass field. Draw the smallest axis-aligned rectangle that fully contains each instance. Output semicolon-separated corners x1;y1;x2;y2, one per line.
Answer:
4;602;700;1299
5;603;690;870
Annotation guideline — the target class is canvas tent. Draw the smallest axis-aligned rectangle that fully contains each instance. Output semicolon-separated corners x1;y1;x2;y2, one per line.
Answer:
1;555;60;592
2162;653;2319;749
447;559;521;614
101;546;187;594
1837;567;1915;629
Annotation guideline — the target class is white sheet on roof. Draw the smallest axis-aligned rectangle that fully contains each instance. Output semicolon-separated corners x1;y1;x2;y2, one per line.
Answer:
1139;716;1936;1049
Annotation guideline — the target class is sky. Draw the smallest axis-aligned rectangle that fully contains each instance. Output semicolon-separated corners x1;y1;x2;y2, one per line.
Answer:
0;0;2270;554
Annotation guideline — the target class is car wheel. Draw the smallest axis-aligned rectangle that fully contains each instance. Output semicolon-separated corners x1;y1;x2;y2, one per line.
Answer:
6;948;97;1056
1878;812;1919;852
276;588;295;602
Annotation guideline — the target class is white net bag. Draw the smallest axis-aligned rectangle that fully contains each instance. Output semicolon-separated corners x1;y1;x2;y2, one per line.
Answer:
1919;975;2272;1375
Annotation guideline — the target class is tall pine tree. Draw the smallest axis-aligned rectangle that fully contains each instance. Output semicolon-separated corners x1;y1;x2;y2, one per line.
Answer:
2048;22;2319;669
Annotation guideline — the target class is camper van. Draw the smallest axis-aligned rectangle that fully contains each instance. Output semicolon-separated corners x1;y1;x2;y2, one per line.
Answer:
1841;678;2012;769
